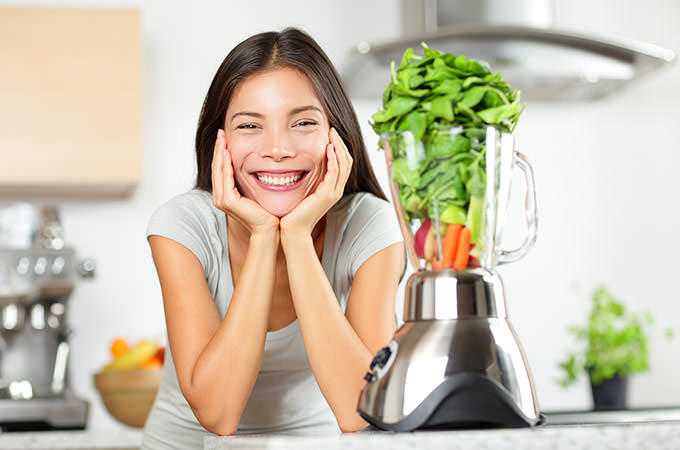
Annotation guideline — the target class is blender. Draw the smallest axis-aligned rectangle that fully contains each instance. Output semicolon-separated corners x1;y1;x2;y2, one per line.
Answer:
357;125;543;430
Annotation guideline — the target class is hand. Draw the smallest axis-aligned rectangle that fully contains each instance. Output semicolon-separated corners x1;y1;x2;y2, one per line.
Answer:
212;129;280;236
280;127;353;238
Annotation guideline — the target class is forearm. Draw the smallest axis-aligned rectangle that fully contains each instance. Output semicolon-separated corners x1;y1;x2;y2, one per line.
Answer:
281;232;373;432
189;231;278;434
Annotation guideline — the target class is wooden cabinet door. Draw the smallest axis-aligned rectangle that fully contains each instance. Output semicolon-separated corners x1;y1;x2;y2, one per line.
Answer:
0;7;143;197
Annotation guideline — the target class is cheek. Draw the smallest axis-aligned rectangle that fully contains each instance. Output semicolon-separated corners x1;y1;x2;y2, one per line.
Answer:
226;135;259;168
291;133;327;160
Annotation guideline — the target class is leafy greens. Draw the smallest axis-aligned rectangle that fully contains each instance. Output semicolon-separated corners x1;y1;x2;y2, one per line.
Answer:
370;44;525;244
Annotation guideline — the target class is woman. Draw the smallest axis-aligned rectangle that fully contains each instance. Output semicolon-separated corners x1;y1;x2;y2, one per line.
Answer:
143;27;405;448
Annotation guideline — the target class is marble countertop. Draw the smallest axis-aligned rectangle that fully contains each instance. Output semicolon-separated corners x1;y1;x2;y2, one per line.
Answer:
205;422;680;450
1;411;679;450
0;429;143;450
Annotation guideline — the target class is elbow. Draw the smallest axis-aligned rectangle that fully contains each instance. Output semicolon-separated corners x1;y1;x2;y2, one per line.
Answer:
194;407;239;436
184;392;239;436
202;420;238;436
338;415;369;433
180;378;240;435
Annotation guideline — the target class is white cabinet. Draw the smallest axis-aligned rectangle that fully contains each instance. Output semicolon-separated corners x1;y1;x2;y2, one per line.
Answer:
0;7;143;197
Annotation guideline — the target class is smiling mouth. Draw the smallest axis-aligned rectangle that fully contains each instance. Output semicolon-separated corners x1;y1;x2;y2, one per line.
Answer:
252;171;309;187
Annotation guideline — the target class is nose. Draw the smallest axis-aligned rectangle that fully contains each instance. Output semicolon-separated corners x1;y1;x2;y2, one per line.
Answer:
259;128;294;161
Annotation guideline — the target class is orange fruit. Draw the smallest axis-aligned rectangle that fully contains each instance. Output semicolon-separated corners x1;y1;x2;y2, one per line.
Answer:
140;357;163;370
110;338;129;358
154;347;165;363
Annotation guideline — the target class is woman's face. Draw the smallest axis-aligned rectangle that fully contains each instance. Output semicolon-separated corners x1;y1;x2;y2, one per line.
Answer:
224;67;329;217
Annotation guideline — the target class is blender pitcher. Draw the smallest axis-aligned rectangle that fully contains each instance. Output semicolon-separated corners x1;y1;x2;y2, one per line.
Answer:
356;126;543;431
381;125;537;272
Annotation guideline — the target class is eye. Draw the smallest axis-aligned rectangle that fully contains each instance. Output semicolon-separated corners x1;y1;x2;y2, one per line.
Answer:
237;123;258;129
294;120;318;128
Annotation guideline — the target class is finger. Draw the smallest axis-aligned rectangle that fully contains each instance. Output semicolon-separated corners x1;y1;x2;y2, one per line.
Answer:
329;128;349;192
328;131;344;194
327;141;341;193
221;134;238;200
330;128;350;179
316;141;334;192
212;129;225;202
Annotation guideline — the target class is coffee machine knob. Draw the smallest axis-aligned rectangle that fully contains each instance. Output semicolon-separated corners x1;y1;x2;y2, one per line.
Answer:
47;302;66;329
34;257;48;276
1;303;24;331
17;257;31;276
30;303;46;330
8;380;33;400
51;257;66;276
77;259;96;278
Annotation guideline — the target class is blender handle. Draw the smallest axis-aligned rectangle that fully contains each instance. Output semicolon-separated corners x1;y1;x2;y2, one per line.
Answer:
497;151;538;264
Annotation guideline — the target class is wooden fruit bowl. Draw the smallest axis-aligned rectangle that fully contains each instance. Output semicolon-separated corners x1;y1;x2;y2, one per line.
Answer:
93;369;162;427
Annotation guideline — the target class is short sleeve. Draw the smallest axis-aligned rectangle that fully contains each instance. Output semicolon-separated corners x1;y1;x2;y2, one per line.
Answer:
346;196;404;278
145;192;214;274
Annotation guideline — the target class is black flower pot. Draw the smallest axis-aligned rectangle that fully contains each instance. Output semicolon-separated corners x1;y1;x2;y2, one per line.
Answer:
590;374;628;410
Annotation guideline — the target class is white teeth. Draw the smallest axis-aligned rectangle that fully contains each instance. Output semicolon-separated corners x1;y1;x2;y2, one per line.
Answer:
256;173;302;186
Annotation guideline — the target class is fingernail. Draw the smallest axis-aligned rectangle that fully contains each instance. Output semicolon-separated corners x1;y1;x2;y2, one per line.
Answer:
223;149;227;158
331;128;337;137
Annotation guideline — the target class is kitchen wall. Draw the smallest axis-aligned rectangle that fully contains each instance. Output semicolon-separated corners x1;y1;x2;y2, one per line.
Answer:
1;0;678;430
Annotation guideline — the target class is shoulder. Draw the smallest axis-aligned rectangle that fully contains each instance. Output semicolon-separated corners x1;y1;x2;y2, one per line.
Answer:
332;192;399;237
331;192;403;277
147;189;216;232
332;192;394;223
146;189;219;272
149;189;214;220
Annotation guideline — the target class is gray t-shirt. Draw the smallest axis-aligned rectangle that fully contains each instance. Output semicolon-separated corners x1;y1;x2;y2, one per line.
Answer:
142;188;403;449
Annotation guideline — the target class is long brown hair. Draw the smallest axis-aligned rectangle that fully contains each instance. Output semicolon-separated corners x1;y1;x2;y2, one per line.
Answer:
193;27;387;202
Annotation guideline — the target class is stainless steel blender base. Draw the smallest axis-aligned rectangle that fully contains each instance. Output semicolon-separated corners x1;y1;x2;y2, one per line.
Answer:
357;269;542;430
359;372;542;431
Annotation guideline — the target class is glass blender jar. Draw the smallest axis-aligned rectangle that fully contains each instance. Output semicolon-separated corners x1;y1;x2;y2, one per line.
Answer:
382;125;536;272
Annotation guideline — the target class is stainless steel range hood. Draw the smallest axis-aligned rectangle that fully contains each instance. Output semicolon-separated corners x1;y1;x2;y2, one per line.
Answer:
342;0;676;101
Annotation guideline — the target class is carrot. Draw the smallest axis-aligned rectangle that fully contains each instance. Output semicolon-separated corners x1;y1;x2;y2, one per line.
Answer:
453;226;471;271
442;223;462;266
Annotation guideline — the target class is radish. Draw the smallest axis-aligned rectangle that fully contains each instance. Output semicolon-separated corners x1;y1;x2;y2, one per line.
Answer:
414;219;432;259
415;219;447;260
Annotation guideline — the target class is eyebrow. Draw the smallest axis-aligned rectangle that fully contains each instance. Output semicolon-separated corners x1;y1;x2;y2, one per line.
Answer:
230;105;323;122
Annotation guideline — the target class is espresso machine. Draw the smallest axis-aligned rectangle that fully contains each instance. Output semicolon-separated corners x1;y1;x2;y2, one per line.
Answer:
358;127;544;430
0;206;93;431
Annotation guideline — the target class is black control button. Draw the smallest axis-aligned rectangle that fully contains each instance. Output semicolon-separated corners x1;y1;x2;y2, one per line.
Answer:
369;346;392;371
364;371;376;382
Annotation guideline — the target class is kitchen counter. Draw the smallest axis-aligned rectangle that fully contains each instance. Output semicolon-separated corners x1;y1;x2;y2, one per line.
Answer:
205;421;680;450
0;429;143;450
2;409;679;450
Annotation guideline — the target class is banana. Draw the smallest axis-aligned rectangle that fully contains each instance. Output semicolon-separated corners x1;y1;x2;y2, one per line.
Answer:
102;340;159;371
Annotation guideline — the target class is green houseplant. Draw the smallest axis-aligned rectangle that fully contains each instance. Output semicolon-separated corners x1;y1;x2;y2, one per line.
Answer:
557;286;654;410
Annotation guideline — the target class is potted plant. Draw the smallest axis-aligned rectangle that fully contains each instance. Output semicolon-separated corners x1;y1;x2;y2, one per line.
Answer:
557;286;655;410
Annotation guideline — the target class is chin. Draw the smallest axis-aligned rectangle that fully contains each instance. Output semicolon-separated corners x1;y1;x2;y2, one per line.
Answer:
262;202;296;218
